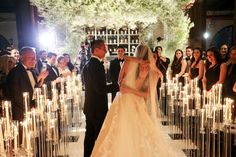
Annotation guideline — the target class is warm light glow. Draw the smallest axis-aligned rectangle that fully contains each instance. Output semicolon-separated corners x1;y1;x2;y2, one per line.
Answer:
203;32;209;39
38;30;56;49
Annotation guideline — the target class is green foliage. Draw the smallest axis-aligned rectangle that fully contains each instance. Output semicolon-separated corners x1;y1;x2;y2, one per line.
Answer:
30;0;194;57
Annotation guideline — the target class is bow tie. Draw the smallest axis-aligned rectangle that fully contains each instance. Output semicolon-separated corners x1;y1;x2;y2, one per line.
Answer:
42;60;47;63
118;59;124;62
186;57;191;61
26;68;34;72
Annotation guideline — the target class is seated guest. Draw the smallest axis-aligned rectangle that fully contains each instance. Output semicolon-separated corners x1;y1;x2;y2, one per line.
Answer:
202;47;227;91
57;55;71;78
7;46;48;120
188;48;204;90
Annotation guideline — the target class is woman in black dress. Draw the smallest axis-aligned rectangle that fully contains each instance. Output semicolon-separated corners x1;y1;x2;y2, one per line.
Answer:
202;47;227;91
188;48;204;90
170;49;187;86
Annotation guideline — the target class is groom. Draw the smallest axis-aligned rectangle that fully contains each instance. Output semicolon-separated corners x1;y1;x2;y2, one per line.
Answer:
82;39;113;157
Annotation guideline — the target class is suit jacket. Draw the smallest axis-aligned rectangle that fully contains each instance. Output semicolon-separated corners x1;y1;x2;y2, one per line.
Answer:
44;64;60;97
7;63;38;120
109;58;122;92
37;59;43;73
44;64;59;83
83;57;113;119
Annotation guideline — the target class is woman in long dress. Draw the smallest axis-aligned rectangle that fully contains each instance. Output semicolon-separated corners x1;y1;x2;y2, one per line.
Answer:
91;44;178;157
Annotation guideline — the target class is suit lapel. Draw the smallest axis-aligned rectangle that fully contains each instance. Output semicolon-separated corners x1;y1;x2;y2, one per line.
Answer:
18;63;34;88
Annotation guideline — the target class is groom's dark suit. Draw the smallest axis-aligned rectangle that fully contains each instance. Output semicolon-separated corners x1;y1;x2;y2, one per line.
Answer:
7;63;38;121
109;58;123;100
83;57;113;157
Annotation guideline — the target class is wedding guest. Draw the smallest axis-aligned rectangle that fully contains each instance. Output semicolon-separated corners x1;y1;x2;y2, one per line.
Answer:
37;50;47;72
170;49;187;86
155;46;170;98
185;46;193;73
57;55;71;78
188;48;204;90
78;43;89;73
63;53;77;73
44;52;61;97
109;45;125;100
10;48;20;62
7;46;48;120
202;47;227;91
0;55;16;101
223;46;236;100
219;43;229;63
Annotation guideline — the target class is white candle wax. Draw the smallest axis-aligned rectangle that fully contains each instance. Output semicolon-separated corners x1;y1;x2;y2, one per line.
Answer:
32;109;36;133
201;109;205;130
42;84;47;100
14;125;18;151
27;132;31;151
0;121;5;153
212;107;216;131
218;84;222;105
23;92;29;114
203;90;206;107
5;102;11;136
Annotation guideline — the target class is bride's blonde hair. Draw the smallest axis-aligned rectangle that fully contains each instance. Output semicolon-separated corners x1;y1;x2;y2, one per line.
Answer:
134;44;152;92
135;44;149;60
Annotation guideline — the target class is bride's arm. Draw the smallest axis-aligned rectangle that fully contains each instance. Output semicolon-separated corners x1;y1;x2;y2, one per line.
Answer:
135;61;150;89
120;84;149;98
118;57;149;85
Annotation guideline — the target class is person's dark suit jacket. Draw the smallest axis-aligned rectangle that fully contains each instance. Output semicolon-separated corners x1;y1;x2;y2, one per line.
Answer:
83;57;114;118
82;57;115;157
7;63;38;121
37;59;43;73
109;58;122;100
44;64;60;97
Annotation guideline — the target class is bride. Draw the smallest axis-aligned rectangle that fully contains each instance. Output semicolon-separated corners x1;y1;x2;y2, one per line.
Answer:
91;44;176;157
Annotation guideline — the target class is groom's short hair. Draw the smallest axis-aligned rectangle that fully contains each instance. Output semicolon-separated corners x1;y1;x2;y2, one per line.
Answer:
91;39;105;54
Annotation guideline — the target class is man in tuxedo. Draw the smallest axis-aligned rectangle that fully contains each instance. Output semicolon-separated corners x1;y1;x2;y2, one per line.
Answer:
44;52;60;98
82;39;113;157
109;45;125;100
185;46;193;73
37;50;47;72
7;46;48;121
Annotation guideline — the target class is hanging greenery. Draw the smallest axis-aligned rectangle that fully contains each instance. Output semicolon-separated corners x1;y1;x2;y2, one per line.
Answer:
30;0;195;57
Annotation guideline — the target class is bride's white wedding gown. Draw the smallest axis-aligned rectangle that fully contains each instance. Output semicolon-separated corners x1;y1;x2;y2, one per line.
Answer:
91;56;180;157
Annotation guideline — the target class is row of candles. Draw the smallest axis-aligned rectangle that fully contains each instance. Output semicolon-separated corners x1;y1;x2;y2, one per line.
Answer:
107;39;139;44
87;29;138;35
0;73;84;156
159;73;235;157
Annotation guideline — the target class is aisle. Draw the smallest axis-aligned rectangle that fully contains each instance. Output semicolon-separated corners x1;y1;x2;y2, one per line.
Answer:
64;93;187;157
65;116;86;157
64;116;189;157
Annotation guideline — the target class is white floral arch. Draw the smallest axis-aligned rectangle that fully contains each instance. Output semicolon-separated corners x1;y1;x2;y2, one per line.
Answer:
30;0;194;57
